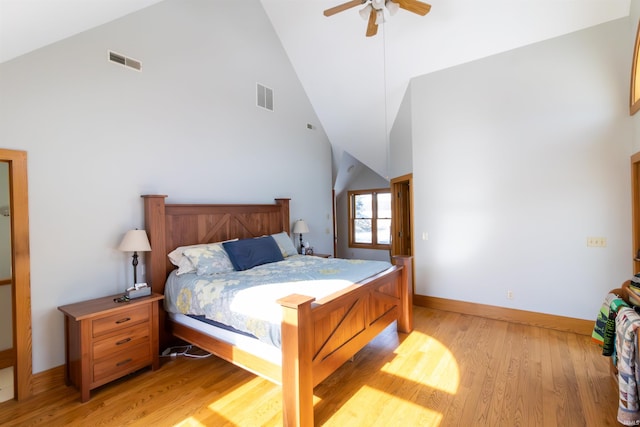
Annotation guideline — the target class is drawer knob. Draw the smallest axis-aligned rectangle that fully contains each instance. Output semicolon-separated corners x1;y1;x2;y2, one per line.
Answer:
115;337;132;346
115;317;131;324
116;358;133;367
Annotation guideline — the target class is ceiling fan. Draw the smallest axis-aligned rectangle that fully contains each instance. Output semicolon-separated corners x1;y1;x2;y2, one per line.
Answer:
324;0;431;37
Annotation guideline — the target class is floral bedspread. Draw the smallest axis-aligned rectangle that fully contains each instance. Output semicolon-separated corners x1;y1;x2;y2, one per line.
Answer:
164;255;392;348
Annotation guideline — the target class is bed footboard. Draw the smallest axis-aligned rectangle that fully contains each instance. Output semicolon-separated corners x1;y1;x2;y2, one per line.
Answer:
278;255;413;426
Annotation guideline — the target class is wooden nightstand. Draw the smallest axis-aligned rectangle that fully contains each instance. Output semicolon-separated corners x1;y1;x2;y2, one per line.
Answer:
58;292;164;402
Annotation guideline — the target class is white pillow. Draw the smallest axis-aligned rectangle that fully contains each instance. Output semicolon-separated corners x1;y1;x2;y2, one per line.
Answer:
168;243;205;275
271;231;298;257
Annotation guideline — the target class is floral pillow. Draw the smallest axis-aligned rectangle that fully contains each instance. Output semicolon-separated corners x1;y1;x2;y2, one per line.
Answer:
183;242;235;276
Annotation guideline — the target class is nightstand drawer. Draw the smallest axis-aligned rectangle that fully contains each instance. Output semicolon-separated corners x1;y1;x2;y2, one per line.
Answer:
93;323;150;360
93;342;151;383
92;305;150;337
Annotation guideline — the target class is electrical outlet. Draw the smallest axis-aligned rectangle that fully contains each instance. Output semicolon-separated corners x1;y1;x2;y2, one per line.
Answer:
507;290;514;300
587;237;607;247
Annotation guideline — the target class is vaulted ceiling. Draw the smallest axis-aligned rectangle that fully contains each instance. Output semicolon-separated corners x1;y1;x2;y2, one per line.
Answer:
0;0;632;179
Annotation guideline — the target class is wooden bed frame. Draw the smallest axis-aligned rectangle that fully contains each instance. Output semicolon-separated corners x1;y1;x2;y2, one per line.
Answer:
142;195;413;426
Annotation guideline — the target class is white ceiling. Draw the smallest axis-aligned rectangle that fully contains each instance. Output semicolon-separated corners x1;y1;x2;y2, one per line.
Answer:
0;0;632;179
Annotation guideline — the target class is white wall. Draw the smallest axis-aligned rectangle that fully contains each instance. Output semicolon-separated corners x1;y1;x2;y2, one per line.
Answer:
407;18;632;321
0;0;333;373
389;90;413;179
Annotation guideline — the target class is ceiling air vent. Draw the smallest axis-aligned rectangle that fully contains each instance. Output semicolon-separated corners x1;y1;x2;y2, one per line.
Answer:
257;83;274;111
108;50;142;72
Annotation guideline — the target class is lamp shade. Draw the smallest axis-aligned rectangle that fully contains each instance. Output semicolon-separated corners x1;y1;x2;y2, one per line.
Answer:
292;220;309;234
118;229;151;252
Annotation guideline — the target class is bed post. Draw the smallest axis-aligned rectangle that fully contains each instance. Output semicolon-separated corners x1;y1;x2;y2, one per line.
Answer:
142;195;170;349
275;198;291;233
392;255;414;333
278;293;316;427
142;195;168;291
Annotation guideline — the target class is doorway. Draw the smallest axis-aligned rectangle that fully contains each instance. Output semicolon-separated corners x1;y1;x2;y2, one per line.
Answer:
390;173;414;293
0;150;31;401
0;161;13;402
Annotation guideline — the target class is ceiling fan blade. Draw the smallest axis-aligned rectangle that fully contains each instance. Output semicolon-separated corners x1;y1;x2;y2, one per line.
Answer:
324;0;364;17
392;0;431;16
366;8;378;37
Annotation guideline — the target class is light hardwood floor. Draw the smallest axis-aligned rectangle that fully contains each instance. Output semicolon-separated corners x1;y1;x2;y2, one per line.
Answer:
0;306;618;426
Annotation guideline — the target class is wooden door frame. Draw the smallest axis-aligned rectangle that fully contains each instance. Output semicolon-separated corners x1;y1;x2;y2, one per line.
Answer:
0;149;32;400
632;152;640;274
390;173;414;293
332;189;337;256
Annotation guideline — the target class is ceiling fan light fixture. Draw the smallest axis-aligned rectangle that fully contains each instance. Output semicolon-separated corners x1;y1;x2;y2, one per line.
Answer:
324;0;432;37
359;4;372;20
385;1;399;15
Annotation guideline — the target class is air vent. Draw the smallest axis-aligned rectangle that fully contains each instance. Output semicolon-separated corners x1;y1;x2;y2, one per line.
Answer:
257;83;274;111
108;50;142;72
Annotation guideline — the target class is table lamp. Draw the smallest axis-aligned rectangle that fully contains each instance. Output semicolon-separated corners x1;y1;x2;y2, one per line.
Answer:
292;219;309;254
118;229;151;285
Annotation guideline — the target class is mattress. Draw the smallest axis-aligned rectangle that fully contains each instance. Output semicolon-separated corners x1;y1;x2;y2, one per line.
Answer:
168;312;282;365
164;255;393;348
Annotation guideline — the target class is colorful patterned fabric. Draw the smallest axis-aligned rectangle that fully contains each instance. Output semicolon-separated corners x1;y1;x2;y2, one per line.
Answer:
615;307;640;425
164;255;392;348
593;293;618;346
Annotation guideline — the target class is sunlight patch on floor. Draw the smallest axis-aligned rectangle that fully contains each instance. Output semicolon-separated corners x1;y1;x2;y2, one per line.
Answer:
0;366;13;403
173;417;206;427
385;331;460;394
323;384;444;426
206;376;283;425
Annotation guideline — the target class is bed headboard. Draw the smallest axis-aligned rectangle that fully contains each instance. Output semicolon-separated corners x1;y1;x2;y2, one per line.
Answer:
142;195;291;295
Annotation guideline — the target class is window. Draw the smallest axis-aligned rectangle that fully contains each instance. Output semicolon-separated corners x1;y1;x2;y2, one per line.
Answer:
348;188;391;249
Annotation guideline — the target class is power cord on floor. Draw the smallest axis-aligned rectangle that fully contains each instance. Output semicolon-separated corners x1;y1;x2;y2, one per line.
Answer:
160;345;212;359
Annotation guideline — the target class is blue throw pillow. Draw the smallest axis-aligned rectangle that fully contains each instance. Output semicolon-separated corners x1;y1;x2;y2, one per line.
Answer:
223;236;284;271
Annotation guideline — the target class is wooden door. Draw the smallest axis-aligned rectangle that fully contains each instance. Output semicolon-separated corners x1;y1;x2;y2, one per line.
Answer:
390;174;414;292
